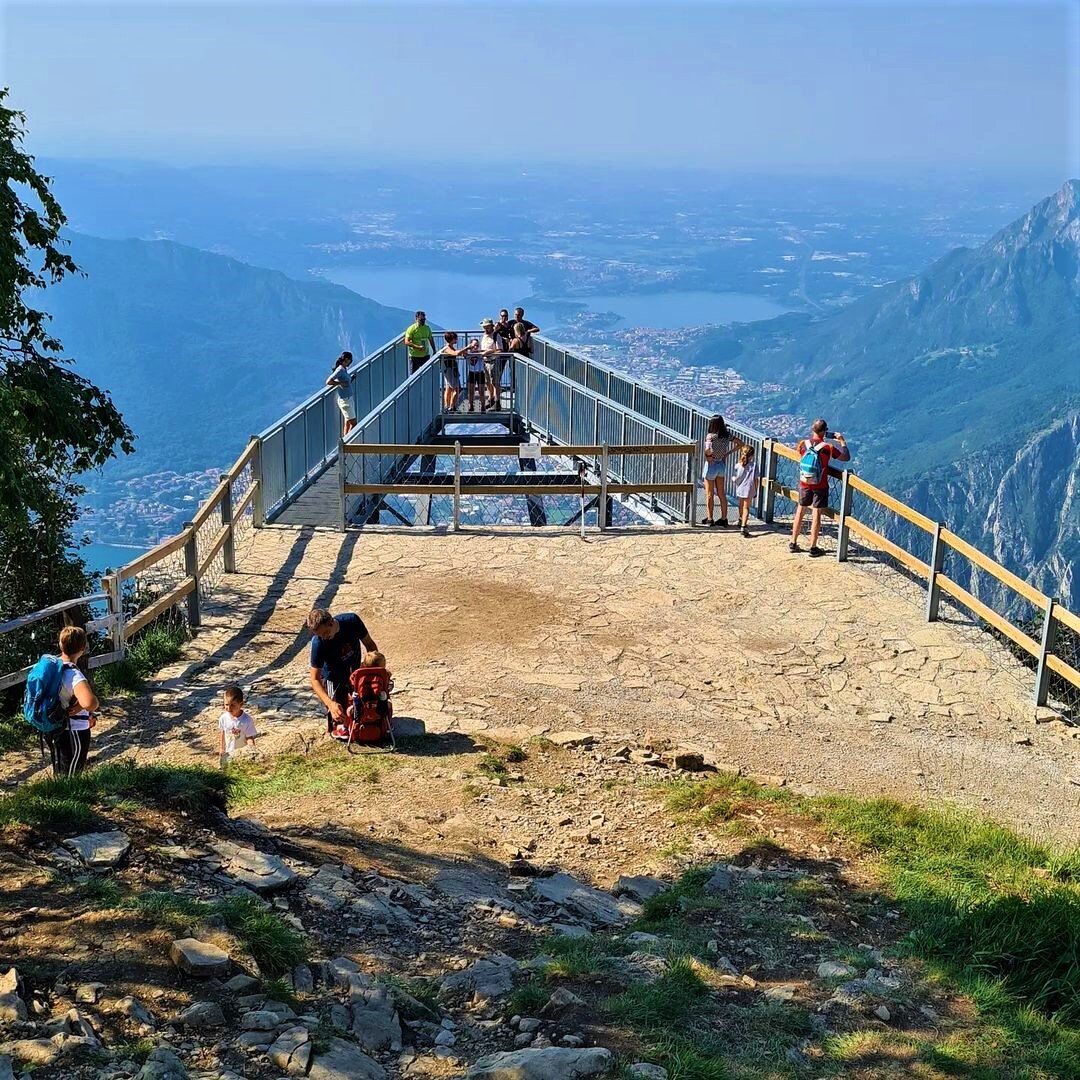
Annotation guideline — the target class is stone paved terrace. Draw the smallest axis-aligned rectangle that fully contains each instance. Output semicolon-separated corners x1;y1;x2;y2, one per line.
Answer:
7;522;1078;842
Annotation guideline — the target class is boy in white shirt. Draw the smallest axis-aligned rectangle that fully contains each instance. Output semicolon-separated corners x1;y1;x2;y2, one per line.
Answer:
217;685;259;766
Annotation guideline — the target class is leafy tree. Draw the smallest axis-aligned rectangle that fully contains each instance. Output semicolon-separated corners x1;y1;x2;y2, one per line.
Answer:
0;89;133;660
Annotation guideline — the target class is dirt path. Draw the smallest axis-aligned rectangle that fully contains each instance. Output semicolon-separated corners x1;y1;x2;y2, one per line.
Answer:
5;522;1075;842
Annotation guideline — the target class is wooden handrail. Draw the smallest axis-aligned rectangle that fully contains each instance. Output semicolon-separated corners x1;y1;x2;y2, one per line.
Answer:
343;442;694;457
935;573;1041;657
0;592;108;635
189;477;231;531
940;528;1047;609
197;524;232;578
848;474;936;534
1054;604;1080;636
227;437;260;481
123;578;196;640
1045;653;1080;691
115;529;191;580
846;517;930;576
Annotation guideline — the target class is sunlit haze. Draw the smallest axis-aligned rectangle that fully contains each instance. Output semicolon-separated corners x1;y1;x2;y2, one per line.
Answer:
1;0;1077;174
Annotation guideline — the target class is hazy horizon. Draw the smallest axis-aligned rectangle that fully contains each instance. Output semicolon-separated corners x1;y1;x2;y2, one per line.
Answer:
2;0;1077;176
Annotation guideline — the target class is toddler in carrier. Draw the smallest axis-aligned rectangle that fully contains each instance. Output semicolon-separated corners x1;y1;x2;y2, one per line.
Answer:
334;651;395;750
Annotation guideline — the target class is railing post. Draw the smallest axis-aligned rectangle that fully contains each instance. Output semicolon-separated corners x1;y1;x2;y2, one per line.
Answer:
250;437;265;528
763;439;778;524
686;447;698;527
599;443;609;531
338;436;347;532
453;441;462;531
182;525;201;628
105;572;125;655
219;473;236;573
925;522;945;622
1033;596;1058;707
836;469;853;563
649;444;658;512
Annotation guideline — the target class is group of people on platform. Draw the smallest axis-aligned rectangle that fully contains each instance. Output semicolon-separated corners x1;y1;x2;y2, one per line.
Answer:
702;414;850;555
325;308;542;434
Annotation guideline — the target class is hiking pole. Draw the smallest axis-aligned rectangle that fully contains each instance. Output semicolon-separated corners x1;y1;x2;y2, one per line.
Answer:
578;462;587;540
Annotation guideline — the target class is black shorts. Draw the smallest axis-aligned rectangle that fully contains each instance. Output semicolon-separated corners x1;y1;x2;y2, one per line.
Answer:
467;371;485;387
799;486;828;509
409;356;428;374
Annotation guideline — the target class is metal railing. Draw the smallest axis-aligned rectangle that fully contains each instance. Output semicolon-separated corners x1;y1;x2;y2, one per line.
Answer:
258;334;411;520
525;335;769;520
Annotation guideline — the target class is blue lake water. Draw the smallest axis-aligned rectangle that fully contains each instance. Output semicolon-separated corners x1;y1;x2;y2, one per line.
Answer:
81;542;146;574
323;266;792;330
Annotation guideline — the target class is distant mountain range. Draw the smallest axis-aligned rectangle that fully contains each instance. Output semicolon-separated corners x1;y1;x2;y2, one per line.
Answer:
688;180;1080;609
51;232;414;476
47;233;414;543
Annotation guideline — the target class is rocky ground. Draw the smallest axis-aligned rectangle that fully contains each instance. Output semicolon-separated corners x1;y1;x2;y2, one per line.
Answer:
0;731;977;1080
1;524;1077;1079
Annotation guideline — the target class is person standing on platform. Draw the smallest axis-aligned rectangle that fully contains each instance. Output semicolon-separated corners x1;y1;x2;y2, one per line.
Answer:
512;307;540;357
790;419;850;557
701;414;739;527
479;318;503;411
440;331;474;413
325;351;356;437
405;311;435;374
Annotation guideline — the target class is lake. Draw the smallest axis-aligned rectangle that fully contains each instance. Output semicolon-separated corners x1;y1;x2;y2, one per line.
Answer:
323;266;792;330
81;542;146;574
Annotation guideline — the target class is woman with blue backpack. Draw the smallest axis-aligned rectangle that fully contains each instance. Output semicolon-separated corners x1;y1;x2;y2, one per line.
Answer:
23;625;100;777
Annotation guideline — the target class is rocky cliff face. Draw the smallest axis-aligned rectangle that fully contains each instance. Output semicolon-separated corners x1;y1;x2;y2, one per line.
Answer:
905;412;1080;611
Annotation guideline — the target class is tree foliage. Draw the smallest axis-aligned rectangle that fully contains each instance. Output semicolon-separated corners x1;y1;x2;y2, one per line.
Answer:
0;88;132;637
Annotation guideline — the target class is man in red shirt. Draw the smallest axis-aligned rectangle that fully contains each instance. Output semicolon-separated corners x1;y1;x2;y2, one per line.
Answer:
790;418;850;557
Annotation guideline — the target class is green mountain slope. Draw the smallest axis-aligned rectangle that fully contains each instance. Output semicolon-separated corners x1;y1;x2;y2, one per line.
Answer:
49;233;414;479
687;180;1080;609
688;179;1080;479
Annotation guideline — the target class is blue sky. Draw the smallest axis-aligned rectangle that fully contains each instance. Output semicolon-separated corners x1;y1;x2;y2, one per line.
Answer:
1;0;1077;174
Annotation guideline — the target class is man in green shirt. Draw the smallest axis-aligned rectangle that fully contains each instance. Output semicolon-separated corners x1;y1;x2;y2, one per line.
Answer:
405;310;435;374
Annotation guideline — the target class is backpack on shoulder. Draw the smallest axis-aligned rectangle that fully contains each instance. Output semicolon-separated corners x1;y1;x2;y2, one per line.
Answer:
23;655;70;743
342;667;394;752
799;442;828;486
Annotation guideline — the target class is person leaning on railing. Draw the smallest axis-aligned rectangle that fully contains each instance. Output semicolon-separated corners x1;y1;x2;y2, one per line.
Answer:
325;351;356;437
441;331;477;413
790;419;850;557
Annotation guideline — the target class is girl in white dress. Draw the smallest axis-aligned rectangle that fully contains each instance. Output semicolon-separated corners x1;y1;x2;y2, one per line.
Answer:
733;445;758;538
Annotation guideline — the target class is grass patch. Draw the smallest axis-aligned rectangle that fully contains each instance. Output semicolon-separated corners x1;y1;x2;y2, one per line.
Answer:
87;884;304;976
476;753;508;779
261;977;301;1010
0;713;32;753
812;796;1080;1025
506;979;551;1018
94;619;188;697
226;746;387;809
0;760;227;834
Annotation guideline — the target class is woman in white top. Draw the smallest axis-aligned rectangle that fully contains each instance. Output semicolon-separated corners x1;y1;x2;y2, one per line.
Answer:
51;625;100;777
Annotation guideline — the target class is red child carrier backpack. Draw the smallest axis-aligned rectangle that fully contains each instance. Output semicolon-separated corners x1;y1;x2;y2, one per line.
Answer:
343;667;394;752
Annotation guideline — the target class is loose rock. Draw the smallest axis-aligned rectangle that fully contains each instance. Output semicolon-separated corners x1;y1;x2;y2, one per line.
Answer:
465;1045;613;1078
63;831;131;868
169;938;230;978
307;1037;387;1080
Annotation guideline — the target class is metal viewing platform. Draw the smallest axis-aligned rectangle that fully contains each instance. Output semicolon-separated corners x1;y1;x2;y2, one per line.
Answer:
2;332;1079;718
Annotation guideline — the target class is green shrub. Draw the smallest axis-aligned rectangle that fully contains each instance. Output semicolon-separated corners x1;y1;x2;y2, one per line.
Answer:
217;895;305;975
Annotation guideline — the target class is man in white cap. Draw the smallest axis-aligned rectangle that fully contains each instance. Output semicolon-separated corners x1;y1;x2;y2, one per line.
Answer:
478;318;503;411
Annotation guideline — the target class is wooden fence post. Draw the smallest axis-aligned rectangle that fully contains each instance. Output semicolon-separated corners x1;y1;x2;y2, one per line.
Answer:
599;443;609;531
338;437;347;532
105;573;125;655
1034;596;1058;707
219;473;236;573
182;526;201;628
453;441;462;531
836;469;854;562
926;522;945;622
763;439;777;524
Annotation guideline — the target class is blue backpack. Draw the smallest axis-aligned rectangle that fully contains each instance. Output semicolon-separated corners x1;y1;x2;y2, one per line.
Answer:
22;655;69;735
799;442;828;486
